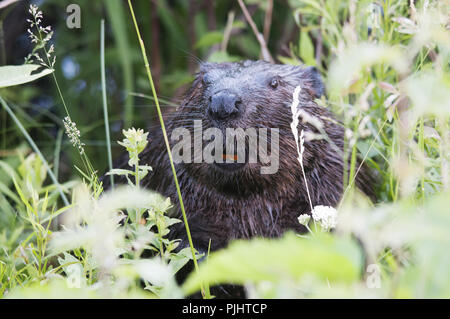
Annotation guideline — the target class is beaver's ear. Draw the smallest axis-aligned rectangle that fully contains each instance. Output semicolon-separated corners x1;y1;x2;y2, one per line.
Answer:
199;62;214;73
302;66;325;99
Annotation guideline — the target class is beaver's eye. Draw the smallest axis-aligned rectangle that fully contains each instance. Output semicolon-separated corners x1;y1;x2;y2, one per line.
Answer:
269;77;279;89
202;74;212;86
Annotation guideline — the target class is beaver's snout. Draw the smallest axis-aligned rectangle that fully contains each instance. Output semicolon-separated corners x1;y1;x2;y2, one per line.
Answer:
207;90;242;121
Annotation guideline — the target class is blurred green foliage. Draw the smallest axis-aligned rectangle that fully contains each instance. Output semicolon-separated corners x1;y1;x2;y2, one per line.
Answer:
1;0;295;178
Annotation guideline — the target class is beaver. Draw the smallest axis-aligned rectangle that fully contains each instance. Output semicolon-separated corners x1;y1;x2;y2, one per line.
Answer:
106;60;375;297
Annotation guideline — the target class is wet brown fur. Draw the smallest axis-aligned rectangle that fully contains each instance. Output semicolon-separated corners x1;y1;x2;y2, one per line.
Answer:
108;60;375;255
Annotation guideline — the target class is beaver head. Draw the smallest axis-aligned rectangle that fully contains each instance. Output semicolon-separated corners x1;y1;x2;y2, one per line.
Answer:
168;60;341;198
104;60;375;258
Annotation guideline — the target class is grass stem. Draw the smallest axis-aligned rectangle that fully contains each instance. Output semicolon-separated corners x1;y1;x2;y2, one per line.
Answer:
0;96;69;206
100;19;114;189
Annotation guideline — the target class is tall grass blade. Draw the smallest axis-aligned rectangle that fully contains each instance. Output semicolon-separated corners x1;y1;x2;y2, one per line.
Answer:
127;0;204;298
104;0;135;128
0;96;69;206
101;19;114;189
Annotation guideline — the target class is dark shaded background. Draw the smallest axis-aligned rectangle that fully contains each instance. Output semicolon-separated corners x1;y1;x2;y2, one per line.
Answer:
0;0;301;181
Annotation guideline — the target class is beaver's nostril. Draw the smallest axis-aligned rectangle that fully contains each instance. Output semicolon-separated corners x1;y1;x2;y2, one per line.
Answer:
208;90;242;121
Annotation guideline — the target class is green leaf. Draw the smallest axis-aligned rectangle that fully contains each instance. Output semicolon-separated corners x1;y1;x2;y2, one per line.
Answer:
194;31;223;49
356;140;379;159
0;65;53;88
169;247;195;275
276;55;301;66
207;51;241;63
57;252;86;288
5;277;148;298
0;181;20;205
107;168;134;176
299;30;316;66
182;232;362;295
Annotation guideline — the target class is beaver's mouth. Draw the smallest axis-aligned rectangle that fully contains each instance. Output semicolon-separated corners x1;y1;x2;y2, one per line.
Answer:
213;152;247;171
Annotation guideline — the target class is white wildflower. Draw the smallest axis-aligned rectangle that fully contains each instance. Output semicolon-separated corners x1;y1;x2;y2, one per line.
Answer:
40;25;52;34
24;4;55;68
29;4;42;18
311;205;338;231
63;116;85;155
298;214;311;226
290;85;314;212
47;44;54;56
118;128;149;167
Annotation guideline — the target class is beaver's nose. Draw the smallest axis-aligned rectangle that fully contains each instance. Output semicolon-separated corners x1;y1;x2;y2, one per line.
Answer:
208;90;242;121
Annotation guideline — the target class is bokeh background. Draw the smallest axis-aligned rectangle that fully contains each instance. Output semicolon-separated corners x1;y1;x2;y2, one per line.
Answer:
1;0;300;180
